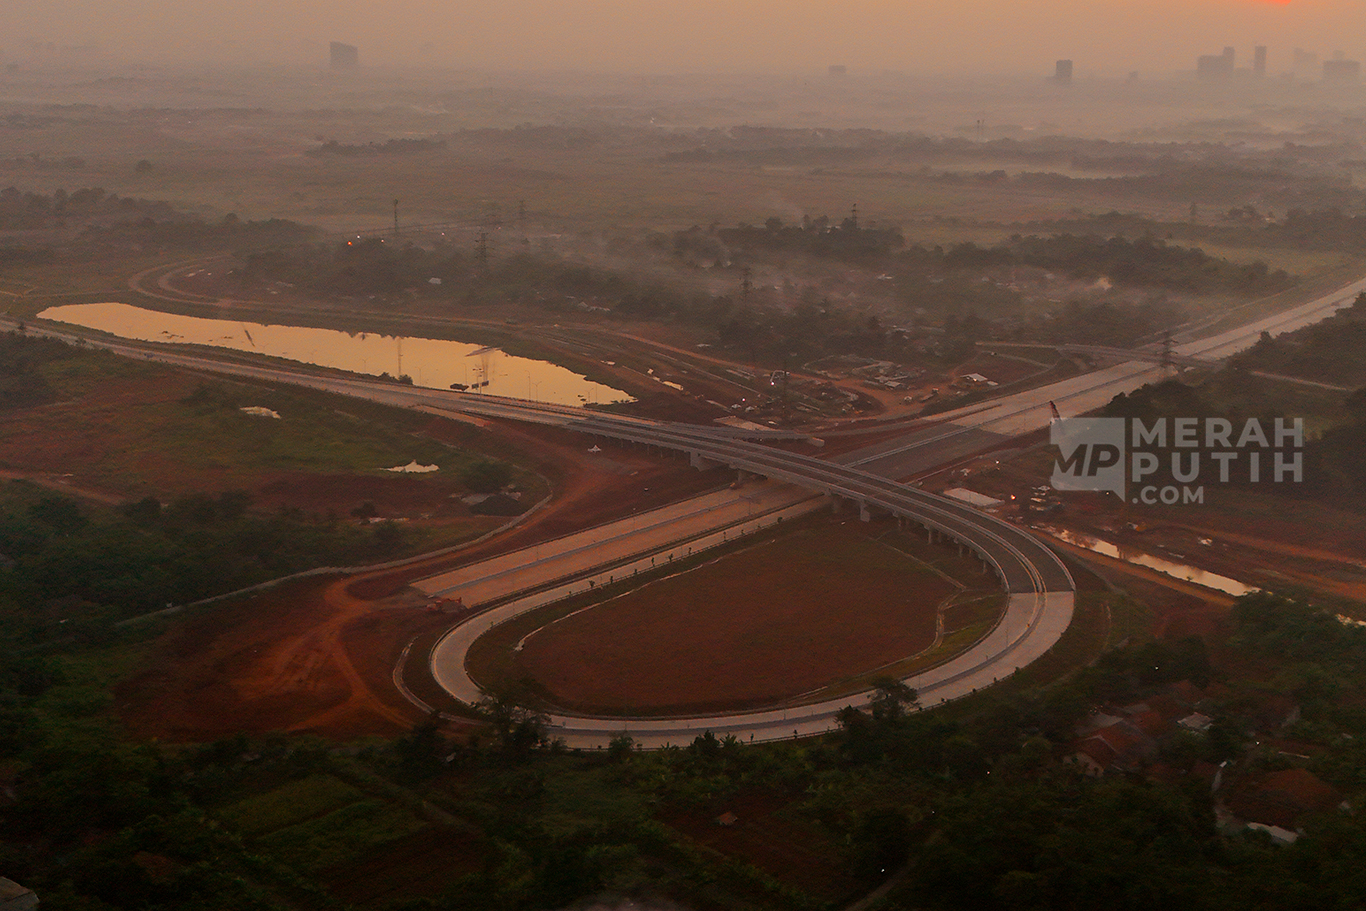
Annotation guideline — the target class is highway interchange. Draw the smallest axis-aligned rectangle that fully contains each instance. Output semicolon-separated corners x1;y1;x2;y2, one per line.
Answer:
9;269;1365;747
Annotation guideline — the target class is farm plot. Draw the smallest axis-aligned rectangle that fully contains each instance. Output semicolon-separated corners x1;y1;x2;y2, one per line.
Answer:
214;772;483;904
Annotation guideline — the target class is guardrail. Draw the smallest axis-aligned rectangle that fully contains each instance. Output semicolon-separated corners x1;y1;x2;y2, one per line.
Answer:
569;416;1076;597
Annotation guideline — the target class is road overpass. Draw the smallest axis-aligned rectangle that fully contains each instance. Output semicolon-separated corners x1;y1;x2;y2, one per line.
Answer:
420;275;1366;746
427;417;1078;747
11;268;1364;745
3;313;1082;745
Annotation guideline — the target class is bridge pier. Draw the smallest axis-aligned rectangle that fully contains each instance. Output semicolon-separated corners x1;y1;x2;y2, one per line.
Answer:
689;451;723;471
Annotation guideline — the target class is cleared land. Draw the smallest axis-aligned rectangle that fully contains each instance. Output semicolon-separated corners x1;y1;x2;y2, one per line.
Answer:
503;517;993;714
113;421;727;741
1;337;733;740
955;438;1366;610
0;346;543;530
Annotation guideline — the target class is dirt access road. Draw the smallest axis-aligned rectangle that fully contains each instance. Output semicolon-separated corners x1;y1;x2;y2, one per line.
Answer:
116;417;725;740
95;266;1366;741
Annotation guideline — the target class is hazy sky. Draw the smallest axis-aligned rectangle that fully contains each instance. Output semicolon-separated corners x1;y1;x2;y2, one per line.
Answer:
6;0;1366;75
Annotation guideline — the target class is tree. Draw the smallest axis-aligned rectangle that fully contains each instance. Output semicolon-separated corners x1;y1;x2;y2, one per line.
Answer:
475;690;547;757
216;490;252;521
688;730;722;763
28;496;87;535
852;807;913;880
606;733;636;763
121;495;162;525
396;714;449;777
463;459;512;494
837;678;920;763
942;734;989;780
870;676;918;723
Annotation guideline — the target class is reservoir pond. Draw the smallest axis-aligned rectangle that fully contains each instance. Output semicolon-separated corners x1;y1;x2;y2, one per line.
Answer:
1047;527;1257;597
36;302;631;407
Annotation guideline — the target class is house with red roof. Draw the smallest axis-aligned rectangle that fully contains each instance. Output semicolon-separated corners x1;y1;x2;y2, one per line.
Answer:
1227;768;1344;833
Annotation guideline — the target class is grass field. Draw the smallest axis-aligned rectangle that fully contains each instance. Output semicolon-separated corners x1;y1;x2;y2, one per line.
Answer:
0;341;546;530
257;799;429;873
217;773;367;837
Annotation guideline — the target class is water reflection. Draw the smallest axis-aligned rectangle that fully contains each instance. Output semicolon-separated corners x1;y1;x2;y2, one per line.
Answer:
1046;527;1257;597
37;303;631;408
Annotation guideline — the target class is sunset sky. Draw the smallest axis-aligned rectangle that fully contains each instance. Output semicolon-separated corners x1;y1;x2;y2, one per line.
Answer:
6;0;1366;75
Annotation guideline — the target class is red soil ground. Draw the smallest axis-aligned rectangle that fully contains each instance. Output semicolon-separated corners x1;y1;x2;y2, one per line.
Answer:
512;523;957;714
7;343;737;741
116;420;727;741
1053;541;1236;641
962;445;1366;610
69;352;1361;740
0;366;488;523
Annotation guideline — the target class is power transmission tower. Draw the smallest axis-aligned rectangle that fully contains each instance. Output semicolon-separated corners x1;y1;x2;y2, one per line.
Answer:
850;202;859;230
1160;330;1174;371
482;202;502;230
393;198;399;237
475;232;489;273
739;268;757;368
780;352;794;424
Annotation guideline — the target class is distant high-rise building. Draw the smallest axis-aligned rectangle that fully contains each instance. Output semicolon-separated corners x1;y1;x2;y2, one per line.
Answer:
828;64;847;77
1324;58;1361;82
1197;51;1234;79
1254;46;1267;77
1294;48;1319;73
1054;60;1073;84
330;42;359;69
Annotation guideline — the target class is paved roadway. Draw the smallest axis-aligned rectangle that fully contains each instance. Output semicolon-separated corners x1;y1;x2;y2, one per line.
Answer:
426;423;1078;745
442;590;1075;750
414;482;820;605
7;311;1080;745
570;418;1075;594
0;314;806;442
11;271;1362;745
11;272;1356;454
423;274;1366;746
837;276;1366;479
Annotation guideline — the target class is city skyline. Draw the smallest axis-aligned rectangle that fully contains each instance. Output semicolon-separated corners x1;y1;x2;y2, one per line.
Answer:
5;0;1366;76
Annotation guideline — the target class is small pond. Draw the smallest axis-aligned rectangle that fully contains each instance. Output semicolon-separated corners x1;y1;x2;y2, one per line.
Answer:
37;302;632;408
